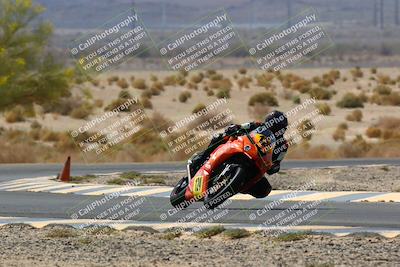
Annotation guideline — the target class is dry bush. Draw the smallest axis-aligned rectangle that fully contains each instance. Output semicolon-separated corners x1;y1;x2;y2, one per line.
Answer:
140;97;152;109
192;103;206;114
369;92;400;106
297;119;315;141
4;106;25;123
94;99;103;108
186;82;198;90
290;79;312;93
366;127;382;138
332;128;346;141
208;78;232;91
105;98;136;112
287;144;335;159
350;66;363;79
238;68;247;74
237;76;252;89
132;78;147;90
373;85;392;95
42;97;82;116
119;90;133;99
150;74;158;82
190;73;203;84
377;75;392;85
70;105;92;119
346;109;363;122
207;90;214;96
248;92;278;106
151;81;164;91
117;78;129;89
248;103;270;121
216;88;230;99
315;103;331;115
90;79;100;87
308;87;332;100
370;67;377;74
338;122;348;130
256;73;274;89
107;75;119;85
336;93;364;108
179;91;192;103
337;135;371;158
292;95;301;104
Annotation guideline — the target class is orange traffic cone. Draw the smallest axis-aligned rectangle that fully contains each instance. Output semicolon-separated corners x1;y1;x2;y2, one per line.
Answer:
59;156;71;182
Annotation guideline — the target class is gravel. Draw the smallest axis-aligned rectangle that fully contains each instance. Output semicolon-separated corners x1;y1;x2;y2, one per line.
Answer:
0;224;399;267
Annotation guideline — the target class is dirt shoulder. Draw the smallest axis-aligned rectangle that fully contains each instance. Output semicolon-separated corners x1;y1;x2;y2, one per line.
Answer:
0;224;399;267
70;165;400;192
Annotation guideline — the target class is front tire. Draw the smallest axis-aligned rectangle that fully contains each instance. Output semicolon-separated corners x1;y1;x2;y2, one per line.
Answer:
204;164;248;209
170;176;190;209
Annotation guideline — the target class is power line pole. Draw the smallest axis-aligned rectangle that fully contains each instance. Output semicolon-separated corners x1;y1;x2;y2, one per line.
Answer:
287;0;292;28
374;0;378;27
380;0;384;30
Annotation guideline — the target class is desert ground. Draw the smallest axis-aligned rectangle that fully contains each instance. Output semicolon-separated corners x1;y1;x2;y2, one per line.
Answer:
0;224;399;267
1;67;400;162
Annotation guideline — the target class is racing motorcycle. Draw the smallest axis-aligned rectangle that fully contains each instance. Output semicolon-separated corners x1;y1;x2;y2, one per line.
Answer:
170;128;275;209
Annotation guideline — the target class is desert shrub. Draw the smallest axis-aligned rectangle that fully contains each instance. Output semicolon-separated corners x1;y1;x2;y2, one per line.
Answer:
42;97;82;115
132;78;147;89
315;103;331;115
237;76;252;89
338;135;371;158
374;85;392;95
150;86;161;96
70;105;92;119
41;129;61;142
119;90;132;99
186;82;198;90
377;75;392;85
338;122;348;130
248;92;278;106
216;88;230;99
90;79;100;87
366;127;381;138
350;66;363;79
369;92;400;106
192;103;206;114
371;117;400;139
94;99;103;108
346;109;363;122
105;98;135;112
140;97;152;109
151;81;164;91
291;79;312;93
208;78;232;91
190;73;203;84
4;106;25;123
141;90;153;99
309;87;332;100
238;68;247;74
336;93;364;108
30;121;42;130
292;95;301;104
207;90;214;96
297;119;315;141
178;91;192;103
209;73;223;81
370;67;377;74
179;69;188;77
332;128;346;141
150;74;158;82
117;78;129;89
256;73;275;89
107;75;119;85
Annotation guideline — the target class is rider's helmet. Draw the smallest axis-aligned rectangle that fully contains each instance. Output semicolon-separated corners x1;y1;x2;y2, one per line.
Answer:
264;110;288;137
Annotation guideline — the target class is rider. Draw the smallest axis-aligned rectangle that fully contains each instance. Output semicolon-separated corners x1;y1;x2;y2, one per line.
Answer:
188;110;289;198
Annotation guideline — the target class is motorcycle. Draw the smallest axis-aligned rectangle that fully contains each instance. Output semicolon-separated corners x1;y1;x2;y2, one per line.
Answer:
170;129;275;209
